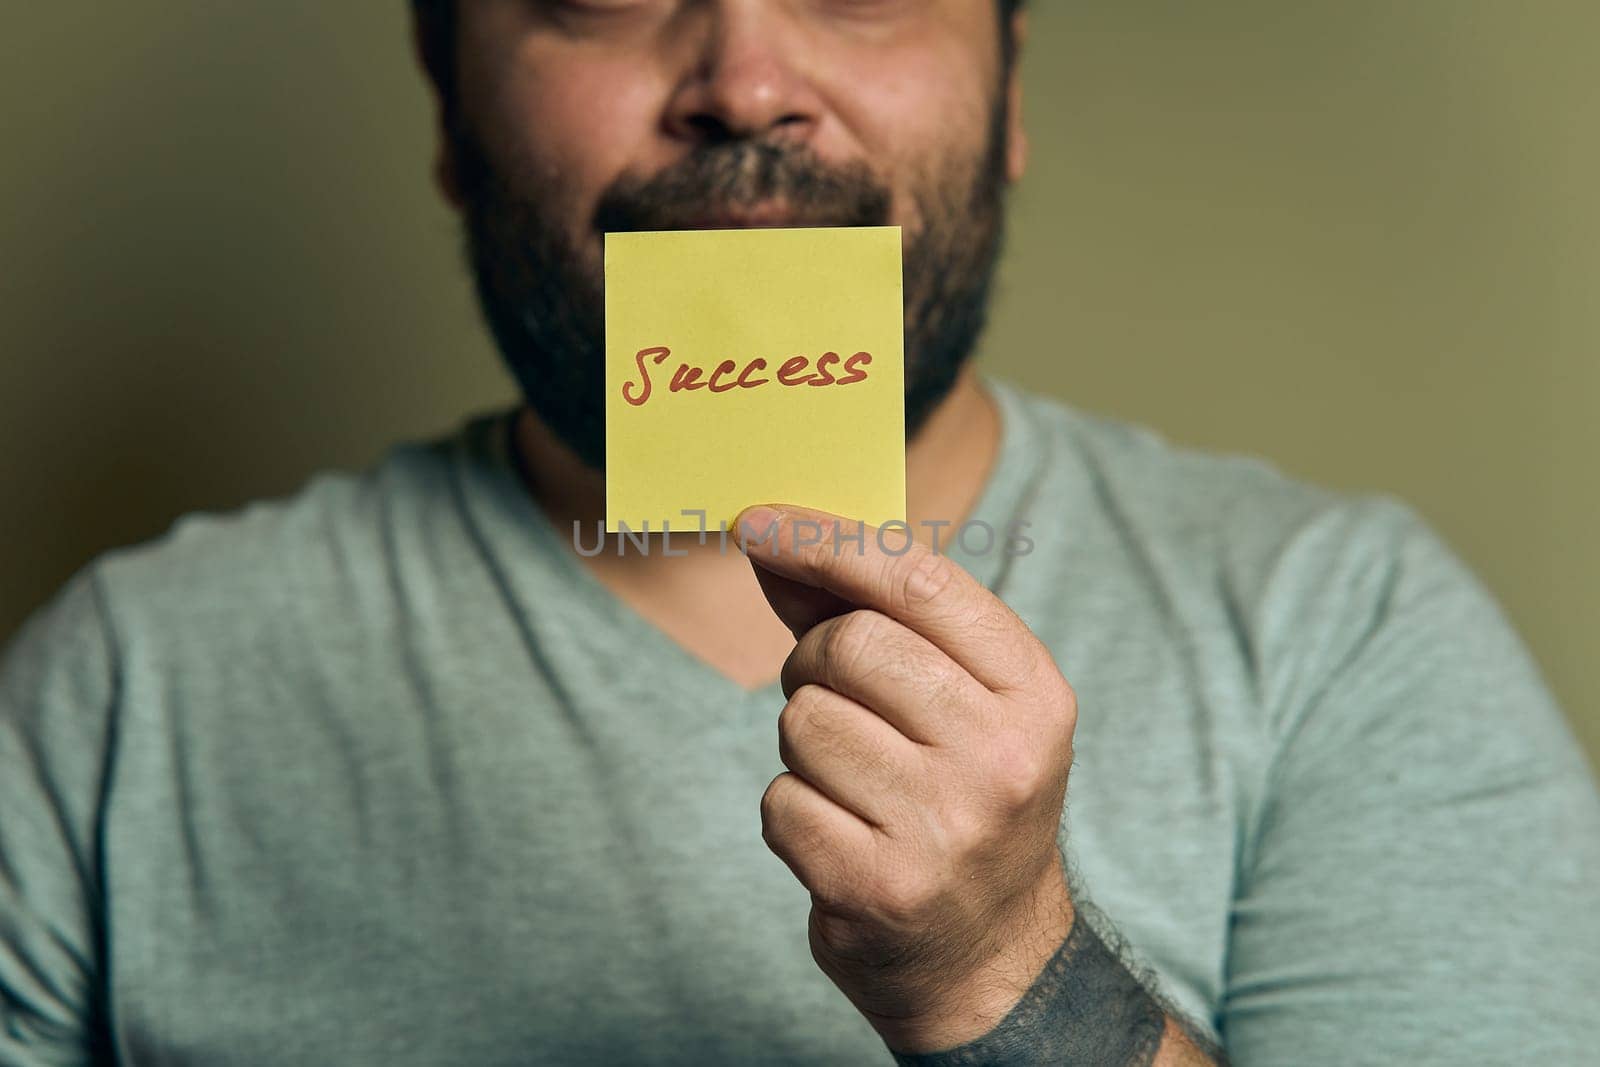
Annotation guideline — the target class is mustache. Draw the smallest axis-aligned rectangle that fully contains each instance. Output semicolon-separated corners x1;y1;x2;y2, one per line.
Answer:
592;141;892;234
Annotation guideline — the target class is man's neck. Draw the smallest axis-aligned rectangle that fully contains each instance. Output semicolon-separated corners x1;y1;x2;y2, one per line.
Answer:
510;365;1002;558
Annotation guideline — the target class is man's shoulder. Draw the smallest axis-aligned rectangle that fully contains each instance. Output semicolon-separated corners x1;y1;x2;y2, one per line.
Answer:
1000;382;1555;743
103;455;403;593
50;427;474;657
997;378;1414;560
994;380;1456;670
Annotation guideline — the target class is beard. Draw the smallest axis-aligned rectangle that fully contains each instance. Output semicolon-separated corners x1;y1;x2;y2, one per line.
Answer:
451;101;1010;473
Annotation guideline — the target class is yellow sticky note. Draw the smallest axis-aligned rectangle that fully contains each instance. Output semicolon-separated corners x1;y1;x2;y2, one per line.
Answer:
604;226;906;534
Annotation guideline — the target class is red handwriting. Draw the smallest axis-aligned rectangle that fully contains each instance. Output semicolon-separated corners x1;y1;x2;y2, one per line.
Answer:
623;347;872;407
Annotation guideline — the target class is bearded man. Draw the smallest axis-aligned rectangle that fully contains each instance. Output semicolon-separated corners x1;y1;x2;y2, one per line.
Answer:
2;2;1596;1065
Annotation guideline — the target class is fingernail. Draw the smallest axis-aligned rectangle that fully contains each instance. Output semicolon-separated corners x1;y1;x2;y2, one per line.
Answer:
737;506;780;543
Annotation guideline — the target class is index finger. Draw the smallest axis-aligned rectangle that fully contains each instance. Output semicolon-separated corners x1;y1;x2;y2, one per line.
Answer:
736;504;1046;693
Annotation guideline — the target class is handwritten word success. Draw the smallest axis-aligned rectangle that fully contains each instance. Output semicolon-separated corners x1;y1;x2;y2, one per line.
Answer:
622;347;873;407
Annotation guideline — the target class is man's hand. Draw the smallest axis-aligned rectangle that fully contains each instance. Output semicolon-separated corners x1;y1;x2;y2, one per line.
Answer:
737;504;1078;1053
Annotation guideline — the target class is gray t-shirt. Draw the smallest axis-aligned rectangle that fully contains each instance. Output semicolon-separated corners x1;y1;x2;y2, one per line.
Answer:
3;377;1597;1066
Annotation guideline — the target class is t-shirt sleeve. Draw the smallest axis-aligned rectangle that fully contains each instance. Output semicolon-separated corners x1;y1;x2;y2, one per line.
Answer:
1220;498;1600;1065
0;564;118;1066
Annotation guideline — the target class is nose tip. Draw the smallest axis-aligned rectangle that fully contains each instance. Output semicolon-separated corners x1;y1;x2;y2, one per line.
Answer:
664;14;821;146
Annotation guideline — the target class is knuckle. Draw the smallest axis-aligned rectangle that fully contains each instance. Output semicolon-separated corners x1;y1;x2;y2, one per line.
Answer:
989;733;1049;809
873;868;938;926
940;802;991;857
759;773;793;830
921;664;968;715
977;602;1016;640
1018;634;1060;683
1037;673;1079;742
780;637;820;699
1054;671;1078;710
894;547;957;609
1055;676;1079;729
777;685;841;764
1021;648;1078;720
776;688;814;746
822;610;885;678
761;775;834;862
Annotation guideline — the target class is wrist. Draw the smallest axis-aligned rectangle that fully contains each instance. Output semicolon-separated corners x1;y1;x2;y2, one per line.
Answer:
883;904;1171;1067
871;866;1076;1053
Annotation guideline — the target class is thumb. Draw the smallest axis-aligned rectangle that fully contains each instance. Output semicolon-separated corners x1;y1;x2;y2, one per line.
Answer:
737;506;858;638
748;559;856;639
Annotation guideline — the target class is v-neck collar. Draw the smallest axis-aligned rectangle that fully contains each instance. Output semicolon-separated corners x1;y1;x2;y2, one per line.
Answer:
443;374;1047;706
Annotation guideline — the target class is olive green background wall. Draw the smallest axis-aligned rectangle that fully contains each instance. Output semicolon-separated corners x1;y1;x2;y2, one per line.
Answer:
3;4;1595;763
